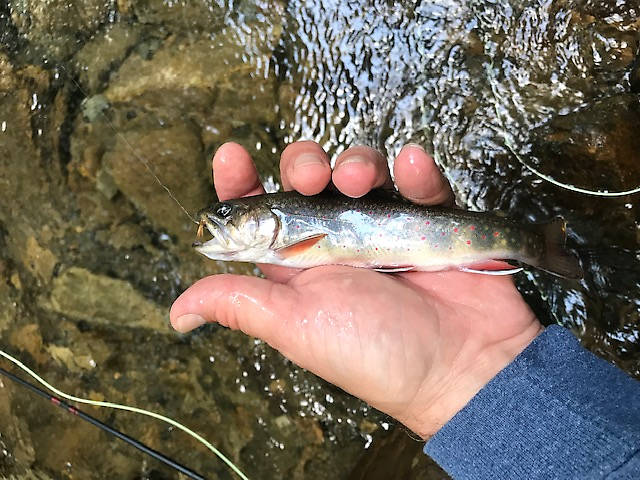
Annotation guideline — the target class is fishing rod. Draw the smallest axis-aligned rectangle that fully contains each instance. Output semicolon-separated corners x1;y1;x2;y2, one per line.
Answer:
0;366;207;480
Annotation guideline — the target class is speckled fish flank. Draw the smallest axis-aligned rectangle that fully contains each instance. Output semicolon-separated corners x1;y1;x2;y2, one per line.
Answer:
193;190;582;279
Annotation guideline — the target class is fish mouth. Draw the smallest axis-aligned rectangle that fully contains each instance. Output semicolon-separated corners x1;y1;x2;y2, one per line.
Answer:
192;217;237;255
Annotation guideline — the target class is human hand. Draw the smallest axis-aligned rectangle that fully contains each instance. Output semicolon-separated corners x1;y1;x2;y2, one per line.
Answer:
170;141;543;439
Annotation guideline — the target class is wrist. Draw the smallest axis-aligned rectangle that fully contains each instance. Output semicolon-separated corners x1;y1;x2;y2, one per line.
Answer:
402;319;544;440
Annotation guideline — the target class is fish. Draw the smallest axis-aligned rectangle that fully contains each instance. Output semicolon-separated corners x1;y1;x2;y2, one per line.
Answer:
193;190;583;279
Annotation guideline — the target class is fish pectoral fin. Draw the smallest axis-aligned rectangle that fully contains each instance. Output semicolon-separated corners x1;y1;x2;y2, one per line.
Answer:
374;266;415;273
275;234;327;258
459;260;523;276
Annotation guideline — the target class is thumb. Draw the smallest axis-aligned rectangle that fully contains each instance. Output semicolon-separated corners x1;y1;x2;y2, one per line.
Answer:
170;274;299;352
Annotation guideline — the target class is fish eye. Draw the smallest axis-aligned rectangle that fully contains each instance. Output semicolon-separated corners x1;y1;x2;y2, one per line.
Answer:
216;203;233;218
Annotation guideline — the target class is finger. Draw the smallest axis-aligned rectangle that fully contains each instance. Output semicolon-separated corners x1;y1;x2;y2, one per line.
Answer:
332;146;392;198
280;141;332;195
212;142;299;282
213;142;265;200
393;144;454;206
170;274;299;356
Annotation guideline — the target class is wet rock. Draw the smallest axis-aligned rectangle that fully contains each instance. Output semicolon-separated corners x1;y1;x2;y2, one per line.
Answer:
81;94;110;123
73;23;143;92
0;389;38;469
9;323;46;364
104;31;280;126
0;278;19;333
531;94;640;193
95;222;149;250
45;344;98;373
631;55;640;93
10;271;21;289
102;123;211;243
21;236;58;284
120;0;225;32
0;53;16;91
95;165;119;200
46;266;168;331
9;0;114;61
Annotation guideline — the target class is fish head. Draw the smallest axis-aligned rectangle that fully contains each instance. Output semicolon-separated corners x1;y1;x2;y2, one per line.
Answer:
193;200;279;261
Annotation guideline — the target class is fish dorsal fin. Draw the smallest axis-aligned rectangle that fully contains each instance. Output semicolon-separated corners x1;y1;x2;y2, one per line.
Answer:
275;234;327;258
374;266;415;273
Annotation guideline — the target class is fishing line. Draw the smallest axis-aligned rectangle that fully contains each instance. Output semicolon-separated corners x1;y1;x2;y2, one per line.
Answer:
57;65;200;224
485;63;640;197
0;349;250;480
0;366;206;480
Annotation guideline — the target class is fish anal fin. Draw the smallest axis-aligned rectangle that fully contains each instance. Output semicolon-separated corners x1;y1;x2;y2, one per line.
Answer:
459;266;523;276
374;266;415;273
464;260;517;271
275;234;327;258
459;259;523;275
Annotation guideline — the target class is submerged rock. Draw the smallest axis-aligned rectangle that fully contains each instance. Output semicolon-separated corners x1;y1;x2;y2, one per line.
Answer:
531;94;640;193
46;266;167;331
102;123;211;243
8;0;114;61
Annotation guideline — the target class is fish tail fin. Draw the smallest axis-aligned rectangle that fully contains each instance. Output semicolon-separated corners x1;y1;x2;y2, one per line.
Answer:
536;217;583;279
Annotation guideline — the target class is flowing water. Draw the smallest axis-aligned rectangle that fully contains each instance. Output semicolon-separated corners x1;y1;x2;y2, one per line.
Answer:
0;0;639;479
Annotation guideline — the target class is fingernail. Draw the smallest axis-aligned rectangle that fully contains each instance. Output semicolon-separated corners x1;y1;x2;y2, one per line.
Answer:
337;154;367;167
175;314;206;333
404;143;426;152
294;153;324;169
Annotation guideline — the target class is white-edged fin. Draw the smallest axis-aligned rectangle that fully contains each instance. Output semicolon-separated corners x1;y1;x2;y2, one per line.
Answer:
459;266;524;275
374;266;415;273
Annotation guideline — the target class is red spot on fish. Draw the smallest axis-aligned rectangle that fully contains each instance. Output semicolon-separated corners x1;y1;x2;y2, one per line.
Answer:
470;225;476;231
434;244;439;248
368;211;373;214
375;247;379;251
421;236;426;240
387;214;391;218
466;240;471;245
296;225;300;229
453;227;459;233
425;221;430;225
494;232;500;237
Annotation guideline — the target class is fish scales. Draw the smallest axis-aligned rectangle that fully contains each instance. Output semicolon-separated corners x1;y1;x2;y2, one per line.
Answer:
194;190;582;278
265;192;535;270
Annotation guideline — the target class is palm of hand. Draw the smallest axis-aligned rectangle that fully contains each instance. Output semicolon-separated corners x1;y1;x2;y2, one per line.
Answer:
171;142;541;438
269;266;535;435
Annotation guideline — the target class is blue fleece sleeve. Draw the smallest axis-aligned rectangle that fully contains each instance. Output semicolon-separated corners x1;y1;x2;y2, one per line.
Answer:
425;325;640;479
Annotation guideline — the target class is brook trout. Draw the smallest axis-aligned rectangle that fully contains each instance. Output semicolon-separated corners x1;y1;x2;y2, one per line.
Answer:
193;190;582;279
